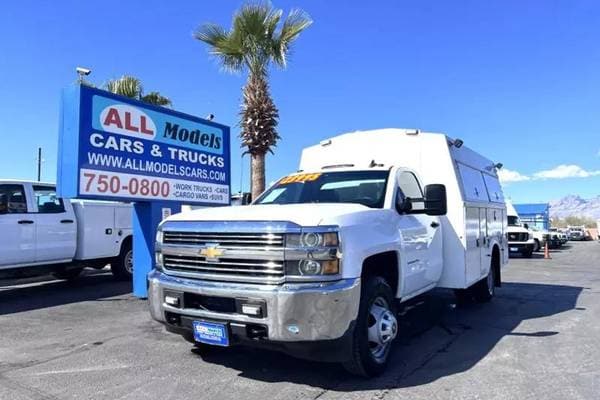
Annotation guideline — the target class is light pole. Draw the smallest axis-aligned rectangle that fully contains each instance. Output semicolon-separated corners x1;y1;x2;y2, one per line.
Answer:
36;147;43;181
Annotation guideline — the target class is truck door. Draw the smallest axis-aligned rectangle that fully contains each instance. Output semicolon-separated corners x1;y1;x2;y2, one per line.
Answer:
0;183;36;267
396;171;443;295
32;185;77;263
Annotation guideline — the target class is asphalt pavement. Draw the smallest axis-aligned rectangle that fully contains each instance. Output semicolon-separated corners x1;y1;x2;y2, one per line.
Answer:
1;241;599;400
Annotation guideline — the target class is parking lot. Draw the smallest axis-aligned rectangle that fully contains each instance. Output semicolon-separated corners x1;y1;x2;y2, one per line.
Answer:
1;241;598;400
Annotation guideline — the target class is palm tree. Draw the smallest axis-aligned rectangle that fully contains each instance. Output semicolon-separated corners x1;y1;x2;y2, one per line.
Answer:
104;75;172;107
195;2;312;200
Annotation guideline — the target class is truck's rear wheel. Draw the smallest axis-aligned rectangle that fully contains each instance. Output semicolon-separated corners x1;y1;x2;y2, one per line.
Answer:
343;276;398;377
52;267;83;281
111;240;133;280
473;263;496;303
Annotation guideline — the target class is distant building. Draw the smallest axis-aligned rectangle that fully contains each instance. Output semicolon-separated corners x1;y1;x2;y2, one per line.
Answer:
514;203;550;230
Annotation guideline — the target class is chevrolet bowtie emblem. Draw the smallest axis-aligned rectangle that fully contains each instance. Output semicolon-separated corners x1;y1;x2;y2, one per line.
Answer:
200;245;223;260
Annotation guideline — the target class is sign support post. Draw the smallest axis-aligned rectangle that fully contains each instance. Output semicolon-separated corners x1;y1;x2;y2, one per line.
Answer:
132;201;180;297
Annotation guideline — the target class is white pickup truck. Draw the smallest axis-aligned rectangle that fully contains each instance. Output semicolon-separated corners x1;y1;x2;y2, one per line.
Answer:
148;129;508;376
0;180;133;280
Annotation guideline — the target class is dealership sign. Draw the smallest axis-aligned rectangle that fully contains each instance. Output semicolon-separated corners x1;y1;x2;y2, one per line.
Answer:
58;85;230;205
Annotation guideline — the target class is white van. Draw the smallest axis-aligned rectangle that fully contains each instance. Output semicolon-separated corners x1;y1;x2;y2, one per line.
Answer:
149;128;508;376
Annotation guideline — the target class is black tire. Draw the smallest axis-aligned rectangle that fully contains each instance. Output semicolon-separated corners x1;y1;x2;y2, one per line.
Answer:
472;264;496;303
533;239;540;252
343;276;398;377
454;288;473;305
52;267;83;281
111;240;133;280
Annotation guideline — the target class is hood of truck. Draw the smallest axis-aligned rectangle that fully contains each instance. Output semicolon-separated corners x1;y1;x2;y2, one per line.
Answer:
167;203;370;226
507;225;529;234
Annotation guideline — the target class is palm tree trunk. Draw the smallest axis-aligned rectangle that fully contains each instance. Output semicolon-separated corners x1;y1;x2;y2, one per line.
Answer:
251;152;265;200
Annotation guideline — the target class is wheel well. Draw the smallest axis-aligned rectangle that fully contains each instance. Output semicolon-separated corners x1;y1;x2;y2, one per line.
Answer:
120;235;132;254
361;251;399;295
492;245;501;287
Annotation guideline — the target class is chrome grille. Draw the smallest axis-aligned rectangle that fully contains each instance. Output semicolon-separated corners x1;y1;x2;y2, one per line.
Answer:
163;231;284;247
161;230;285;284
508;232;528;242
164;255;283;278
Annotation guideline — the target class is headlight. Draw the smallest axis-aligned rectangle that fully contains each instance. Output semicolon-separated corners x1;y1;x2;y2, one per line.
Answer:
154;228;163;270
287;259;340;276
286;232;338;247
154;252;164;270
285;229;340;278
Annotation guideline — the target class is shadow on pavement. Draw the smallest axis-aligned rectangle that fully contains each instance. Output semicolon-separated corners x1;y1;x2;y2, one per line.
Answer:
190;281;583;391
0;270;132;315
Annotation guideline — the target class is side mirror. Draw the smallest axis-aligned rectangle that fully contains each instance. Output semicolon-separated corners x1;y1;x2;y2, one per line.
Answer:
523;223;529;229
424;184;447;216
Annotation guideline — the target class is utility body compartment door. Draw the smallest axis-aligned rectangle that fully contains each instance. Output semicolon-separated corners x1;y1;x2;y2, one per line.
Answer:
465;206;487;285
0;183;36;267
72;201;128;260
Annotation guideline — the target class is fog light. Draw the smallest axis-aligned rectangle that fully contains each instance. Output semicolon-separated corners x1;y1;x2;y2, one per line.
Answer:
165;295;180;307
241;304;262;316
299;259;322;275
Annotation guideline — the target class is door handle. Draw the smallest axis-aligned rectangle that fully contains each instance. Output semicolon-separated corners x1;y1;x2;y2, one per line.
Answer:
430;221;440;228
18;220;34;224
60;219;74;224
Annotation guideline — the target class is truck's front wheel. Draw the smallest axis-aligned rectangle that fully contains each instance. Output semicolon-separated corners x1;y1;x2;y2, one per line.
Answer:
111;240;133;280
343;276;398;377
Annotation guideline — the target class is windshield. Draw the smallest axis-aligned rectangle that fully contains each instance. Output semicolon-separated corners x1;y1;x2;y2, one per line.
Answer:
507;216;521;226
254;170;390;208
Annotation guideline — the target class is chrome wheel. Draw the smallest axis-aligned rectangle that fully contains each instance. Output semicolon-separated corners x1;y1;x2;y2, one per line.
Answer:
367;296;398;362
124;250;134;274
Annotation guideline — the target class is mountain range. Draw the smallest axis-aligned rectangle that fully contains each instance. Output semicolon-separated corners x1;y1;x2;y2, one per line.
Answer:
549;195;600;220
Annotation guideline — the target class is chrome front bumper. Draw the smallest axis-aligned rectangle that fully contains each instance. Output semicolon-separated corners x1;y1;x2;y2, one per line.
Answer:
147;270;360;342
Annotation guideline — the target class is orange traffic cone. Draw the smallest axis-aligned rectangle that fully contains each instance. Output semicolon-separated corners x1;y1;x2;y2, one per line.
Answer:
544;240;551;259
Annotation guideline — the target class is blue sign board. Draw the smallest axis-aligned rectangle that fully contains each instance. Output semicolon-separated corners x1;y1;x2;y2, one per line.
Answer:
58;85;230;206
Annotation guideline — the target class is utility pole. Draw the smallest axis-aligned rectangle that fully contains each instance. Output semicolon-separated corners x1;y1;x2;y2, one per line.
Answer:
36;147;42;181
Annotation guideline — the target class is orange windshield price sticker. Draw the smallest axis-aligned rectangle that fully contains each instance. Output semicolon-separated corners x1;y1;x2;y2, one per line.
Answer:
279;173;322;185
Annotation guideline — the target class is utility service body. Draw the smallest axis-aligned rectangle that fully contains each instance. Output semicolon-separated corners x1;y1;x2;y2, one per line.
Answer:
58;85;230;205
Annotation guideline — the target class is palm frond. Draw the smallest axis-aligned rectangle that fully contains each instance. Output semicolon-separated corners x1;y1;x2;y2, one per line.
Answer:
141;91;172;107
272;8;312;68
195;23;245;72
104;75;143;99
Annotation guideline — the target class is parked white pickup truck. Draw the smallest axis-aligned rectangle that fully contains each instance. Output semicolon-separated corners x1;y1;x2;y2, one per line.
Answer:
148;129;508;376
505;201;535;257
0;180;133;280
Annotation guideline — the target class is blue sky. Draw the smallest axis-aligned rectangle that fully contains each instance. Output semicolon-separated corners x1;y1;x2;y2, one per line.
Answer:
0;0;599;203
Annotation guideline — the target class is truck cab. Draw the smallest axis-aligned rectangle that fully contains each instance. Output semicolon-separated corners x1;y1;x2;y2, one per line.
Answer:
0;180;77;269
148;129;508;376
